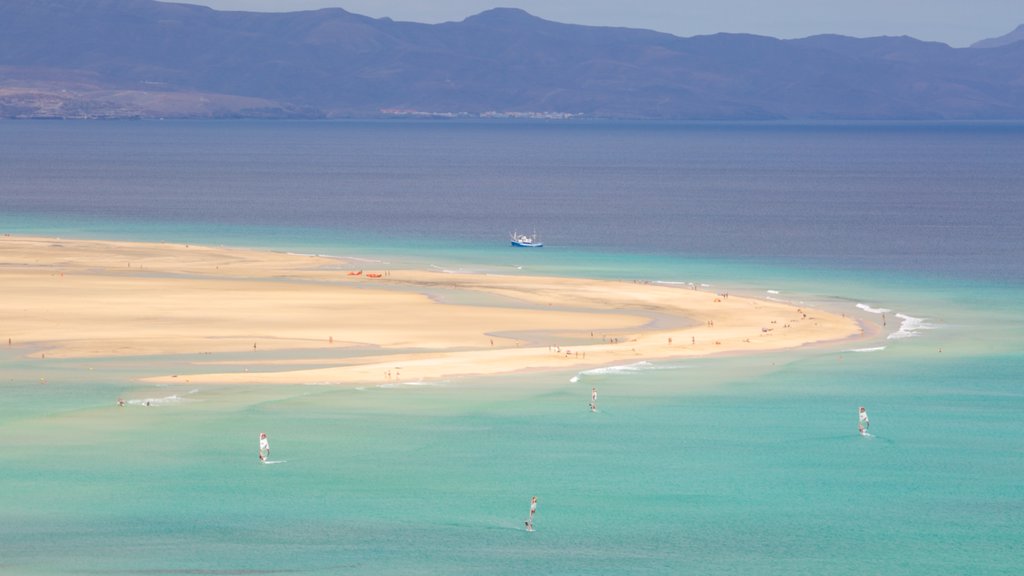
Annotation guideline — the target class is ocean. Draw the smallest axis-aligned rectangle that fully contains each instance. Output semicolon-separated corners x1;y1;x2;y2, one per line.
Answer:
0;120;1022;575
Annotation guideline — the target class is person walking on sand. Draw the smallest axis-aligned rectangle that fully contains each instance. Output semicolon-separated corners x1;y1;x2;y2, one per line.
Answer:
858;406;870;436
525;496;538;531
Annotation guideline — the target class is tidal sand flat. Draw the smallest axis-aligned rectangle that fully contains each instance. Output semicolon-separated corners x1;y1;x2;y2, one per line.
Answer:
2;234;864;386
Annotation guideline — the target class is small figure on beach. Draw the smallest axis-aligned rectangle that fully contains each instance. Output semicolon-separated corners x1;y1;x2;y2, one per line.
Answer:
259;432;270;461
590;387;598;412
525;496;538;531
858;406;870;436
117;398;125;407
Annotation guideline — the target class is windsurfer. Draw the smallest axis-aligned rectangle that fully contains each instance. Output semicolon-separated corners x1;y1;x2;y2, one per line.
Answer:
525;496;538;531
259;432;270;461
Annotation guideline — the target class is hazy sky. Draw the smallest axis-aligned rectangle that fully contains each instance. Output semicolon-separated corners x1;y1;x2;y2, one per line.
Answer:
178;0;1024;47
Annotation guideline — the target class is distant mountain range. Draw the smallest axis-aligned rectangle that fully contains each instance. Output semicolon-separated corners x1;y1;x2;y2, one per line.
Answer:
2;0;1023;120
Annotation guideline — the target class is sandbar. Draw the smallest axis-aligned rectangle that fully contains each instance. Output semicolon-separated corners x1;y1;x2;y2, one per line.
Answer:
0;235;866;385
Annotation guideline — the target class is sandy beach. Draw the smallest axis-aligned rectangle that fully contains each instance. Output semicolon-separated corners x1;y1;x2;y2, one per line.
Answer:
1;235;866;385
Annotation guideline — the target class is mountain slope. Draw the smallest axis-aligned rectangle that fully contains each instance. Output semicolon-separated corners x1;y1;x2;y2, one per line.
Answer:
1;1;1022;119
971;24;1024;49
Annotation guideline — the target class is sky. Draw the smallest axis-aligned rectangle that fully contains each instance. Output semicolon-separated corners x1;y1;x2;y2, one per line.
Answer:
177;0;1024;47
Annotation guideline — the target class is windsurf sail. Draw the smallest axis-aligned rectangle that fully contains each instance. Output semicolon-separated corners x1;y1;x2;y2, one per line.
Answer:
525;496;538;531
858;407;870;435
259;432;270;461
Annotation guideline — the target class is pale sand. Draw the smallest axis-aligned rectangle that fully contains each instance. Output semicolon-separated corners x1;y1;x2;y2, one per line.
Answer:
1;235;866;385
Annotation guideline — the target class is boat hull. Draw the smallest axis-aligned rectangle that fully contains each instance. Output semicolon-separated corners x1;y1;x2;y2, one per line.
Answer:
510;231;543;247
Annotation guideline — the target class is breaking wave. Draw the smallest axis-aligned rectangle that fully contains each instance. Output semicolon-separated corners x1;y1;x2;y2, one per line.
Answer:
126;388;200;407
856;303;891;315
569;361;669;382
856;303;935;340
128;394;184;407
376;381;440;389
888;313;935;340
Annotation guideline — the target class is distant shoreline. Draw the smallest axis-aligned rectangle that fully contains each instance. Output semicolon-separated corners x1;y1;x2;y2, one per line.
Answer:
7;116;1024;130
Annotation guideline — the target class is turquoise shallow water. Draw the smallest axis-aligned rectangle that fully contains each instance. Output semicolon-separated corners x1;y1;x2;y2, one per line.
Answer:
2;256;1022;575
1;121;1022;574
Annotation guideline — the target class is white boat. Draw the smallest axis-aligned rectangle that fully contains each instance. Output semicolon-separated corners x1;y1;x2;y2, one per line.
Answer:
510;231;543;247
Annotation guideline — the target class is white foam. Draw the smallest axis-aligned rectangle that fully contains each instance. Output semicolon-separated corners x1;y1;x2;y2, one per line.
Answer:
855;304;934;340
888;313;935;340
571;361;669;382
287;252;347;261
430;264;478;274
766;289;780;295
583;361;655;375
847;346;887;353
128;394;185;407
375;381;438;389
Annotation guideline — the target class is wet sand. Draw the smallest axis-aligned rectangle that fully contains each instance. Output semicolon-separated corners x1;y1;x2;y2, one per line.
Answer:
0;235;866;385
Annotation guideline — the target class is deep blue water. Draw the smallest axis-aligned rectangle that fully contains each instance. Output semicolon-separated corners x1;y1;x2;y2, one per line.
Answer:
2;120;1022;282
